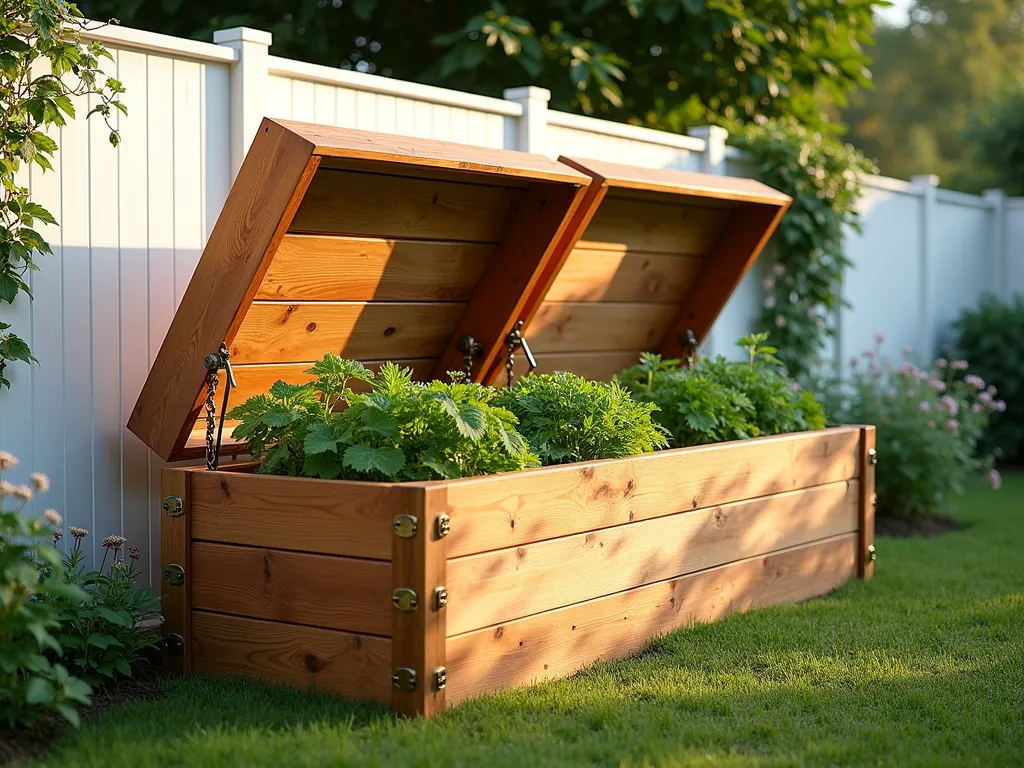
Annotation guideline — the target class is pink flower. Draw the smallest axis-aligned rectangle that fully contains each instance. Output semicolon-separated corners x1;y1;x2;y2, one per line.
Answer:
936;358;948;368
849;357;859;369
946;419;959;431
763;277;775;291
972;403;983;414
902;345;913;356
789;381;801;391
928;420;936;429
764;296;776;309
987;385;998;396
887;387;897;398
907;389;917;398
930;379;946;392
996;400;1007;412
775;315;786;328
964;374;985;390
772;264;785;276
952;359;969;371
916;370;929;381
862;349;875;359
871;363;881;377
919;401;931;412
979;392;993;406
990;469;1002;490
874;333;886;344
940;395;958;417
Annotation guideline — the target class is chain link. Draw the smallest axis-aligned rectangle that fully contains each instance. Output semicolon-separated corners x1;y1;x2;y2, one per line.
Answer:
203;365;220;471
457;335;482;382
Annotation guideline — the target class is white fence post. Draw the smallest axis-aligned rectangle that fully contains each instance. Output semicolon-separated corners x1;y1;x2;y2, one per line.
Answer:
503;86;551;156
214;27;272;179
984;188;1008;300
688;126;729;355
912;174;940;358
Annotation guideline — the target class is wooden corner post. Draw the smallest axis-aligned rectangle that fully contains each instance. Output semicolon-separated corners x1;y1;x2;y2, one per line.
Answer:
160;468;192;674
391;485;448;718
858;426;877;580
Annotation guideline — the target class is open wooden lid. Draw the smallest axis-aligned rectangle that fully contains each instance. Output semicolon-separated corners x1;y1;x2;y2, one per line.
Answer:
128;118;592;461
514;156;791;380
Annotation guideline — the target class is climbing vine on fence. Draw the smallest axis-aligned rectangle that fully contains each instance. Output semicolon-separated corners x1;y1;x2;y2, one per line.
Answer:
0;1;124;388
730;118;876;379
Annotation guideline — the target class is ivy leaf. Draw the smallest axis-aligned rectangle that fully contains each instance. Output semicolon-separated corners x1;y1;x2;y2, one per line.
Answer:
343;444;406;478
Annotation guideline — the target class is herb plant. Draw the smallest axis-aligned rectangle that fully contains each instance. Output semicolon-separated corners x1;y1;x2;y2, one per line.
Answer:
50;529;160;686
0;453;92;728
824;337;1004;519
493;372;669;465
229;355;537;481
617;334;825;447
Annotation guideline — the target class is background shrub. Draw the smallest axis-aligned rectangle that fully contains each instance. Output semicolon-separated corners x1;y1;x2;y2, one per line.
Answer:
954;294;1024;464
824;338;1003;518
617;334;825;447
0;454;91;728
494;372;669;465
50;529;160;686
231;356;537;481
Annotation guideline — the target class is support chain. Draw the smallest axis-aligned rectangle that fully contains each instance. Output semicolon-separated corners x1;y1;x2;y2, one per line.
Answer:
203;342;236;471
505;320;537;388
680;329;699;370
457;335;482;382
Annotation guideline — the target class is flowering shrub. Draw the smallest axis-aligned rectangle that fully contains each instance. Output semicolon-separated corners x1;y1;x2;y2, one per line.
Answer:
954;294;1024;463
617;333;825;447
0;453;92;728
824;335;1004;518
49;529;160;686
493;372;669;464
231;356;537;480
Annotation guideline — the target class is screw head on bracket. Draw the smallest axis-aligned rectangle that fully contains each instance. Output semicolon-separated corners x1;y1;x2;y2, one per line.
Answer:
433;666;447;691
868;448;878;466
162;495;183;517
392;587;419;612
393;514;418;538
867;544;877;562
163;563;185;586
435;513;451;539
392;667;417;691
433;586;448;610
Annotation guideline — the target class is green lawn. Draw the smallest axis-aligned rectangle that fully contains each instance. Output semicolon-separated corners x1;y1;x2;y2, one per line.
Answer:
36;476;1024;767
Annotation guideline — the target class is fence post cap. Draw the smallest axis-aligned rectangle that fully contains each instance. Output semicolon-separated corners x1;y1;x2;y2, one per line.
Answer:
213;27;273;46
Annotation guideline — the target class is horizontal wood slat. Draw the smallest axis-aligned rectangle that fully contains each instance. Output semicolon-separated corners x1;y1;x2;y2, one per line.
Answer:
528;302;678;353
543;247;703;303
580;196;732;255
445;479;859;635
289;168;518;242
257;235;493;302
231;301;465;364
191;611;391;704
191;542;392;636
445;534;856;703
190;470;396;559
443;426;862;558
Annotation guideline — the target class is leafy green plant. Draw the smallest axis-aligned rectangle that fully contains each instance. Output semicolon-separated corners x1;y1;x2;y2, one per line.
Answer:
730;119;877;379
0;1;125;387
954;294;1024;463
493;372;668;465
229;355;537;481
50;529;160;686
823;337;1003;518
618;333;824;447
0;453;91;728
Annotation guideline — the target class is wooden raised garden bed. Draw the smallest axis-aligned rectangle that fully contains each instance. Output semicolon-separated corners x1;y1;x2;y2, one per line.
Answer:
128;119;876;718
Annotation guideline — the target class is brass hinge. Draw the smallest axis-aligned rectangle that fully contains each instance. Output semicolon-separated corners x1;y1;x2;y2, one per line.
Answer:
163;563;185;586
392;587;418;612
162;495;183;517
393;514;418;539
433;586;448;610
433;666;447;691
435;513;451;539
392;667;417;691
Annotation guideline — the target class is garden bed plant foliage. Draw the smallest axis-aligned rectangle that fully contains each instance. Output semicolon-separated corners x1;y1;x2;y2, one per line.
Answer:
824;335;1005;518
617;333;825;447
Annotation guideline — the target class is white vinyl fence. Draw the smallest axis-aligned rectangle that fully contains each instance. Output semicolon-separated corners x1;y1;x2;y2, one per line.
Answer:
1;23;1020;584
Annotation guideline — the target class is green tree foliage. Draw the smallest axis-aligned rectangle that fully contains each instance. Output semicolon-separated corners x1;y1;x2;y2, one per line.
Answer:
0;1;124;387
842;0;1024;185
960;85;1024;196
79;0;878;130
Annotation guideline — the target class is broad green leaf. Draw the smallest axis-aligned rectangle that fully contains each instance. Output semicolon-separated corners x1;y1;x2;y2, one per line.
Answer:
343;444;406;478
25;676;55;704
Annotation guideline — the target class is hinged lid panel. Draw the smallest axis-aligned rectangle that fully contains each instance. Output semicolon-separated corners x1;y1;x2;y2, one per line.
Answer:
514;157;790;381
128;119;591;461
